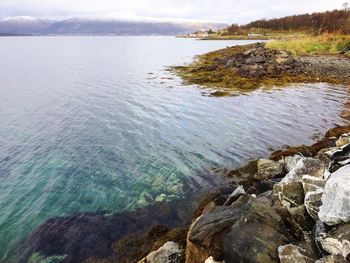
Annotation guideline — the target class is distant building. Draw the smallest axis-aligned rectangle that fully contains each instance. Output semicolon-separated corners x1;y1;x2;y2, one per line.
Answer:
248;33;263;37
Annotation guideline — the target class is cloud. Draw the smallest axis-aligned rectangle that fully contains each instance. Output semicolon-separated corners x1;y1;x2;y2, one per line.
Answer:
0;0;346;23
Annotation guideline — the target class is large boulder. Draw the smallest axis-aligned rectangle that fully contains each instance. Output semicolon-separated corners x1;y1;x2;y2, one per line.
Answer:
137;241;184;263
185;195;289;263
319;165;350;225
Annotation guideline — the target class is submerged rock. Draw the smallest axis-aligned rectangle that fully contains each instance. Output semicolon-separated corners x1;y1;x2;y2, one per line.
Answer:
185;195;289;263
319;165;350;225
137;241;184;263
278;244;315;263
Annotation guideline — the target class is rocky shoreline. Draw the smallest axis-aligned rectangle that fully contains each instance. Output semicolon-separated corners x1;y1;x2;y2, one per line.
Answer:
173;43;350;96
137;125;350;263
21;125;350;263
18;43;350;263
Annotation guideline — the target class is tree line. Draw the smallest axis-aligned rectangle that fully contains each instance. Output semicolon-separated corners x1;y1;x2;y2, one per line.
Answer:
227;8;350;35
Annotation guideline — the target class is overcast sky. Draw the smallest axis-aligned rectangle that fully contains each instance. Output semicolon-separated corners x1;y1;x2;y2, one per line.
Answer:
0;0;347;24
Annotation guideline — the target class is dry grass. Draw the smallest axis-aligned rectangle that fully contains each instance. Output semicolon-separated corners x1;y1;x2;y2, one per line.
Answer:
266;34;350;55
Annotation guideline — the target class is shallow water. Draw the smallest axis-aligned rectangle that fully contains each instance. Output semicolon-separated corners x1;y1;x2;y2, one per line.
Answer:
0;36;349;261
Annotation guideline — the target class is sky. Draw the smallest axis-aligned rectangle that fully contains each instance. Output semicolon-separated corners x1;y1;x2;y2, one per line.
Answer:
0;0;347;24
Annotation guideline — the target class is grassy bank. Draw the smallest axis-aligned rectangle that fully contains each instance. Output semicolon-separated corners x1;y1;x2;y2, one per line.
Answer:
266;34;350;55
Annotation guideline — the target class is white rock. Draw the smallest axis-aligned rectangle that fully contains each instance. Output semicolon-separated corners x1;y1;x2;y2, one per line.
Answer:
137;241;184;263
319;165;350;225
302;175;326;220
285;155;304;172
205;256;225;263
320;237;350;259
304;188;323;220
282;156;325;183
336;134;350;147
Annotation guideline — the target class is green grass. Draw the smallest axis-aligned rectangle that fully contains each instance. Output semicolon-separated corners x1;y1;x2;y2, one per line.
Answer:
266;34;350;55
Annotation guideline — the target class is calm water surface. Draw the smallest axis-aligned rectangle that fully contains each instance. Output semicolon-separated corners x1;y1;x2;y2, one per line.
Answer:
0;36;349;260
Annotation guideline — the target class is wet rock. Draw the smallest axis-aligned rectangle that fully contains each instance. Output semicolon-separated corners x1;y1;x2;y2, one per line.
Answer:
270;145;313;161
282;156;325;183
186;195;289;263
217;160;257;187
325;126;350;138
315;255;348;263
113;226;187;263
320;223;350;258
319;165;350;225
274;181;304;207
137;241;184;263
278;244;315;263
255;159;285;180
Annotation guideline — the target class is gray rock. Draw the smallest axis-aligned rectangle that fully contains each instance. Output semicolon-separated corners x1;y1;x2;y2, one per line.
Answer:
186;195;289;263
319;165;350;225
138;241;184;263
274;181;304;207
255;158;285;180
278;244;315;263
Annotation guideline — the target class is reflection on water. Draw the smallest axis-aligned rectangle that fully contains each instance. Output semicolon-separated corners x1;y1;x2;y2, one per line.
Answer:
0;36;349;261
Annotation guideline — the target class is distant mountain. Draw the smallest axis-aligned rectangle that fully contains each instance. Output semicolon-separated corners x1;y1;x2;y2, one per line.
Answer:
0;17;227;36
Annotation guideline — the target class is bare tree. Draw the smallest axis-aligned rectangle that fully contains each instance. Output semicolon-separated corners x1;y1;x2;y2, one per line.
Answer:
344;2;349;11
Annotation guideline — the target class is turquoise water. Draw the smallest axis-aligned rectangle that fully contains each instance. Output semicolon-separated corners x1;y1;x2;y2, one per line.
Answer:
0;36;349;261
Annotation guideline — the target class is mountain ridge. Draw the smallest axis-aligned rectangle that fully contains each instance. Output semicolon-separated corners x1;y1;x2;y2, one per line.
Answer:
0;17;227;36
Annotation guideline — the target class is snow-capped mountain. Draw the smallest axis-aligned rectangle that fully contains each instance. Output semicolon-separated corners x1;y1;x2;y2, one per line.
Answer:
0;17;227;36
